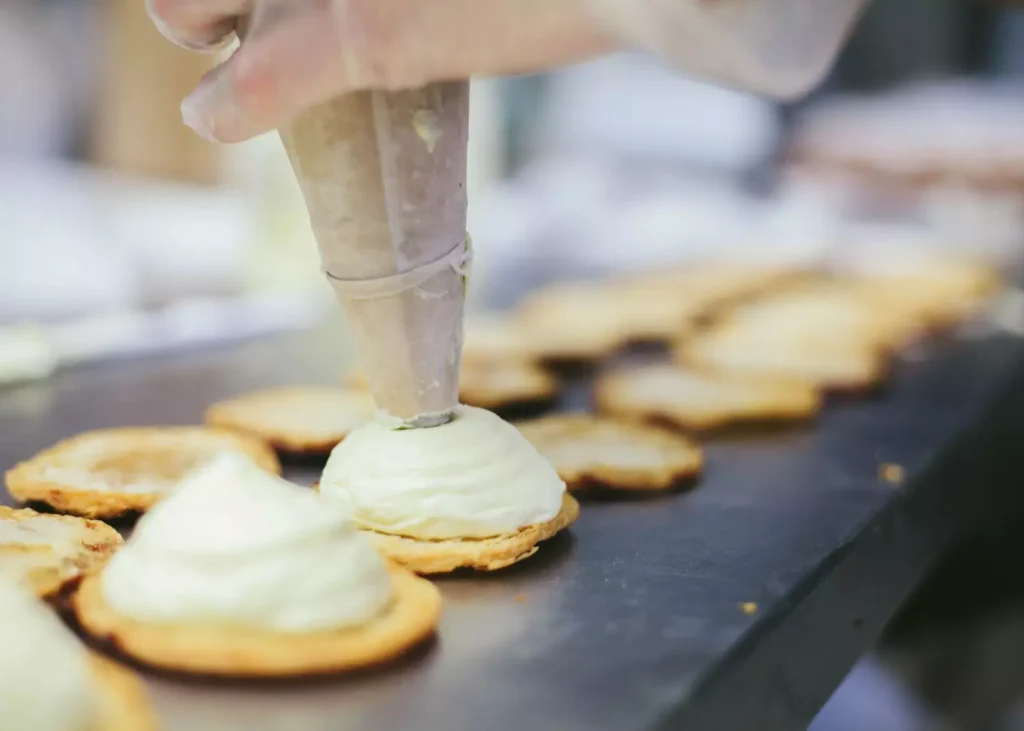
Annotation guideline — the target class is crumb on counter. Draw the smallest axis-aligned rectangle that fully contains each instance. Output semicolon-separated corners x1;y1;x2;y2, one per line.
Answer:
740;602;758;616
879;463;905;485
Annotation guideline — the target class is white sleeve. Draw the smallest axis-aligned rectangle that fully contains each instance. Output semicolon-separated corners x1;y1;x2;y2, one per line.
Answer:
582;0;869;99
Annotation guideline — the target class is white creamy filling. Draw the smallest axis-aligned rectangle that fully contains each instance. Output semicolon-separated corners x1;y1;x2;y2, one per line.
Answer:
320;405;566;540
102;453;392;633
0;581;95;731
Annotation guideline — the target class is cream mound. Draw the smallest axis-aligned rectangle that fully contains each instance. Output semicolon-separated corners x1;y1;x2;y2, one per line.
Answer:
0;581;94;731
102;453;391;633
320;405;566;540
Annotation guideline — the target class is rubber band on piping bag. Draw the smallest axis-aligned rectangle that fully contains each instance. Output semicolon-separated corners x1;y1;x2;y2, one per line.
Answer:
325;234;473;300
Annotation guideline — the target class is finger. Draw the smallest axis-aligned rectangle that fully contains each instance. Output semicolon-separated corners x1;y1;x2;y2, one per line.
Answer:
398;0;615;81
178;0;615;143
147;0;250;51
181;10;359;142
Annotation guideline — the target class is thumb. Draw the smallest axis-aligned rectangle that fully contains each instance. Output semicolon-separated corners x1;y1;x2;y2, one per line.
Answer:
181;7;382;143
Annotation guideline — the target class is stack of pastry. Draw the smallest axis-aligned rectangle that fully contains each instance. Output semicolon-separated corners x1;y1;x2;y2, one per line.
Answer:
0;248;1001;731
2;448;447;681
178;254;1001;504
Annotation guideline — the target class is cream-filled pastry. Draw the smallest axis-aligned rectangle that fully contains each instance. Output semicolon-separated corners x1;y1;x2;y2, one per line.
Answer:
75;452;441;677
320;405;579;573
102;451;391;632
322;405;564;540
0;581;155;731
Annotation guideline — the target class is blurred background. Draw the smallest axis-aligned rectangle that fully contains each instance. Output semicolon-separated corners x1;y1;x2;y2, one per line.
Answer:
6;0;1024;728
6;0;1024;369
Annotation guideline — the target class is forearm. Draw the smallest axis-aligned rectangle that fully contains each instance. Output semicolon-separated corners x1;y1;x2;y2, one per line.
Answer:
353;0;866;98
584;0;869;99
356;0;618;89
152;0;867;143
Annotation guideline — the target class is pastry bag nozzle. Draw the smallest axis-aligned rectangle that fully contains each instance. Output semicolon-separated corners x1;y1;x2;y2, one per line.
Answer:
280;83;471;426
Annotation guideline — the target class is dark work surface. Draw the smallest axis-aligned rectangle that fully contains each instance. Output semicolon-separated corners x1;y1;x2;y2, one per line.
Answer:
3;326;1024;731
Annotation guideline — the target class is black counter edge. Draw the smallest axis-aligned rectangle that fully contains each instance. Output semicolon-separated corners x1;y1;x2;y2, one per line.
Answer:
651;348;1024;731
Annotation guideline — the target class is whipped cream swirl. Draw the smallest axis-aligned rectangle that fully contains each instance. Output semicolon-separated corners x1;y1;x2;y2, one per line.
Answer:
320;405;565;539
102;452;392;632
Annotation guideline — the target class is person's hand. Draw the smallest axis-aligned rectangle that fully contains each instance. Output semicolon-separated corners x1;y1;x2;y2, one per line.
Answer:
147;0;617;144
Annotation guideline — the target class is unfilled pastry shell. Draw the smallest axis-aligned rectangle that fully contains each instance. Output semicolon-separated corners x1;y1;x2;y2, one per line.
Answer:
0;506;122;599
365;493;579;574
456;359;559;412
205;386;377;454
74;565;441;678
517;414;703;492
594;365;823;431
6;427;281;519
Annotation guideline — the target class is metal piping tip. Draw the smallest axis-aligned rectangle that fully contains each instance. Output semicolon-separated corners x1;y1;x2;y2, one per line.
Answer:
402;410;456;429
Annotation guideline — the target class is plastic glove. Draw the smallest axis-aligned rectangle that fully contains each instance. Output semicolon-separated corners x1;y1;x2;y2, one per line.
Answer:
148;0;866;145
148;0;615;143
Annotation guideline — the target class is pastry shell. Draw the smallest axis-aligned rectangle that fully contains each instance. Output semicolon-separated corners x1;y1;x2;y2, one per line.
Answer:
6;427;281;519
595;365;822;431
364;494;579;574
0;506;122;599
517;414;702;491
205;387;377;454
74;565;441;678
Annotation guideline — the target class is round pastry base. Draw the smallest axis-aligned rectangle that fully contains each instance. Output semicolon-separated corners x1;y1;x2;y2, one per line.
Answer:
0;506;122;599
74;566;441;678
365;493;580;574
204;387;376;455
517;415;704;492
6;427;281;519
594;365;825;431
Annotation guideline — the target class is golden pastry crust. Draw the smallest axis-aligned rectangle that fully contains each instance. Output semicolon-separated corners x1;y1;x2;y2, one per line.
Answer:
205;386;377;453
89;655;159;731
517;414;702;491
609;262;808;341
675;337;888;394
674;281;893;392
74;564;441;678
365;494;579;574
0;506;122;599
509;263;805;358
851;261;1001;334
6;427;281;519
461;313;543;364
512;283;631;362
454;360;558;412
595;365;821;431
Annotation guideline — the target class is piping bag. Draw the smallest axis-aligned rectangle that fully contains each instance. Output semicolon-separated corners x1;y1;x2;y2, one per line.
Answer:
241;7;471;427
282;87;470;427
